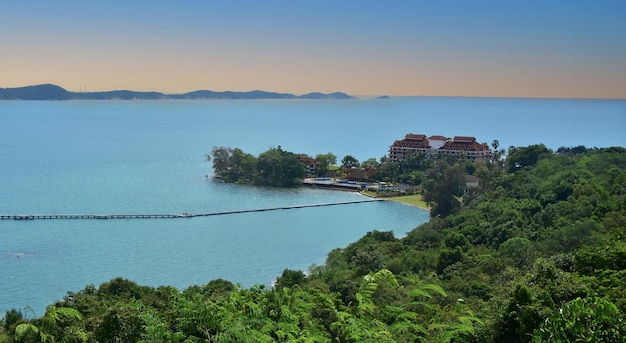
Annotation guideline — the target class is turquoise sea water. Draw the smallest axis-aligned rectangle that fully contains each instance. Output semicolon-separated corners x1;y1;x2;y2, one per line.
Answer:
1;97;624;315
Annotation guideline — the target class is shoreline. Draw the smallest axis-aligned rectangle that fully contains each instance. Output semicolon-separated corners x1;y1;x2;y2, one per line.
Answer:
211;177;431;211
360;191;430;211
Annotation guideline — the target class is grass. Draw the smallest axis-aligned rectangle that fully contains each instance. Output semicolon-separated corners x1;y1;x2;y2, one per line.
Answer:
389;194;430;209
361;191;430;210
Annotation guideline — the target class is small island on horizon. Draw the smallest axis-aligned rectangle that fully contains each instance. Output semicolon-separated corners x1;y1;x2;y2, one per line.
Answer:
0;84;357;101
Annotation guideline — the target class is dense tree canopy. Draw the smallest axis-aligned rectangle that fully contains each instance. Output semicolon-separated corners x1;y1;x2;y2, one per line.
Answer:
506;143;551;172
341;155;360;168
423;161;465;218
315;153;337;177
209;146;305;187
256;147;305;187
3;145;625;342
208;146;257;183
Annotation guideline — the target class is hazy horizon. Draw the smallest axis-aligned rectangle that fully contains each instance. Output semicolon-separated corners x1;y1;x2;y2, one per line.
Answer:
2;1;625;99
6;83;626;101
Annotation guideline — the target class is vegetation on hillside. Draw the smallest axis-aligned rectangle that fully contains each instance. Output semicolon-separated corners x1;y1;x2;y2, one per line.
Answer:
2;145;625;342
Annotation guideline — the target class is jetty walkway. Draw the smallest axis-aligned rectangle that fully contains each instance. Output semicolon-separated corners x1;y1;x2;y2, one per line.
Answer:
1;199;381;221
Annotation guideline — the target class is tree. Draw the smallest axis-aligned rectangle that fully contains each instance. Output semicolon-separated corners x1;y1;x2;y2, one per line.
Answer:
409;170;427;186
256;147;304;186
400;150;427;173
257;148;284;185
557;145;588;155
208;146;257;182
96;305;144;343
274;269;306;289
444;232;470;252
506;144;551;172
491;139;499;151
423;163;465;218
436;247;463;274
351;245;386;276
315;153;337;177
279;153;305;185
230;148;257;181
374;161;399;182
209;146;234;178
533;297;625;342
5;147;625;343
499;237;533;268
361;157;380;169
341;155;360;168
3;308;23;332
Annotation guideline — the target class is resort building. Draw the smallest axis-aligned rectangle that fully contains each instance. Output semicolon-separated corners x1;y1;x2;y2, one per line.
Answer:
296;155;318;177
389;134;492;162
342;167;377;183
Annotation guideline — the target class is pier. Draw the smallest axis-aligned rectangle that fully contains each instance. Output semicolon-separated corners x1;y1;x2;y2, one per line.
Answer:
0;199;381;221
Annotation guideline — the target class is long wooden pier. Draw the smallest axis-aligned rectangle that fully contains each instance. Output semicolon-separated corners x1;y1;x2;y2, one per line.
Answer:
0;199;381;221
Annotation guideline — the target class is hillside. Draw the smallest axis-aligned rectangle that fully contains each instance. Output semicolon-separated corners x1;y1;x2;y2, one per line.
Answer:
0;84;355;100
1;145;624;342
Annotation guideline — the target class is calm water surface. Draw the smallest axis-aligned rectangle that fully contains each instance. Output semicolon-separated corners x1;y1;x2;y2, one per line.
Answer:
1;97;624;315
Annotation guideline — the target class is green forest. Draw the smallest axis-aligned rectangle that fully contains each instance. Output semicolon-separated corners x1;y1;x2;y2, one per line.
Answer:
2;145;625;342
208;146;306;187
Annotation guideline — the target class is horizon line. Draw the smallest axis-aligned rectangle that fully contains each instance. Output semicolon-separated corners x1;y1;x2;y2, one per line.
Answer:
2;83;625;101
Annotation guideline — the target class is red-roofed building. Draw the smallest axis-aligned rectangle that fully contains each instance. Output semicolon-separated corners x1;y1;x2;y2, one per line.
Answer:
389;133;432;162
389;134;492;161
343;167;377;182
440;136;492;160
296;155;317;177
427;135;448;150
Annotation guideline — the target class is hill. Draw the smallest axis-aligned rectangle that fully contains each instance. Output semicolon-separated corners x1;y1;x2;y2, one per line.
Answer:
0;84;355;100
0;84;73;100
299;91;354;99
2;145;624;342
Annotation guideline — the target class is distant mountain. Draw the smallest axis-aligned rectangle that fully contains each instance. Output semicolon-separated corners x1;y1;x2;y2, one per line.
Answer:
75;90;165;100
173;90;297;100
0;84;356;100
299;92;354;99
0;84;73;100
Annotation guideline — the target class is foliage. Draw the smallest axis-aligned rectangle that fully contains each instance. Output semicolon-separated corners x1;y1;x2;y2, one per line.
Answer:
315;152;337;177
2;145;625;342
209;146;305;186
361;157;380;169
499;237;533;268
373;160;399;182
256;147;305;186
208;146;257;183
423;161;465;218
506;144;551;172
341;155;360;168
533;297;626;342
274;269;306;289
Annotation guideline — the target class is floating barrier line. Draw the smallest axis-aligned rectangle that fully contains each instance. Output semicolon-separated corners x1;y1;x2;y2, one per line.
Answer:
0;199;381;221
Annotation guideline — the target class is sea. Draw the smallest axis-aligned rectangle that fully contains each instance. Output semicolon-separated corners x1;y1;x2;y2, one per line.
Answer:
1;97;624;316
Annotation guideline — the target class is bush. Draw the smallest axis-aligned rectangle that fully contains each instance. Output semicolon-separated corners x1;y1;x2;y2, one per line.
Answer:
533;297;626;342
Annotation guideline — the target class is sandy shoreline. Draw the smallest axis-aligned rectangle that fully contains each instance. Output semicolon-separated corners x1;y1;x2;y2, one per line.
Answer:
359;191;430;211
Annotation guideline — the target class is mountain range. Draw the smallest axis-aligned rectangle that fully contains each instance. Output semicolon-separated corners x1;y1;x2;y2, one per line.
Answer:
0;84;355;100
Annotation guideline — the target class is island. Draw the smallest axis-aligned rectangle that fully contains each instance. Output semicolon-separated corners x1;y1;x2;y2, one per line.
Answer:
0;84;356;100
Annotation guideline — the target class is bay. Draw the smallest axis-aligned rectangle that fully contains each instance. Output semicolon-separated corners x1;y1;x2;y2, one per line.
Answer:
0;97;624;315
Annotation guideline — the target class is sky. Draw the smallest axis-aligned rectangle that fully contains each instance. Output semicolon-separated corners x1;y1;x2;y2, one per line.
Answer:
2;1;625;98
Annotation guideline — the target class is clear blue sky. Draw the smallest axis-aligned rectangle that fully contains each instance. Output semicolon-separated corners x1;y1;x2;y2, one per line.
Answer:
2;0;625;98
